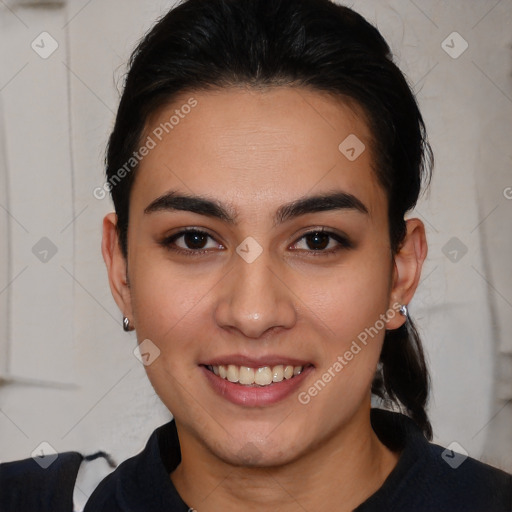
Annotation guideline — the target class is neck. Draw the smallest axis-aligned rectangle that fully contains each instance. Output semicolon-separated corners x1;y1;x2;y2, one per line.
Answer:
170;406;400;512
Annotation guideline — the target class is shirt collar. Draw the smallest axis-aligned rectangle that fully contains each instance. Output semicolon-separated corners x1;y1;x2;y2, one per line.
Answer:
115;408;427;511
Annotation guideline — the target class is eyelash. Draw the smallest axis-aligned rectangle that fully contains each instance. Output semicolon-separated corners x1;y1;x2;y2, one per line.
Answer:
159;227;353;257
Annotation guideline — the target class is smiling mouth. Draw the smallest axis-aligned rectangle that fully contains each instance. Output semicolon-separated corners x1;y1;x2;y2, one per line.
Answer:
204;364;313;387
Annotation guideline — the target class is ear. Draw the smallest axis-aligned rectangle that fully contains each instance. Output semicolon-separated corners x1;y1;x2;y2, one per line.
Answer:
386;218;428;330
101;212;133;324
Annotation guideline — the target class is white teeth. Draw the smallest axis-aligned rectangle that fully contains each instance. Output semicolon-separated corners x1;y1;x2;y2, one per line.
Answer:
239;366;255;385
209;364;305;386
254;366;273;386
227;364;239;383
272;365;284;382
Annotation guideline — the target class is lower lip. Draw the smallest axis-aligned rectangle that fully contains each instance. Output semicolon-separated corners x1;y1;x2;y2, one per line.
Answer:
201;365;314;407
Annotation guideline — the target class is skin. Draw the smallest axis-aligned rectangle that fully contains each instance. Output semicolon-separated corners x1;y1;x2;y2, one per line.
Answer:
102;86;427;511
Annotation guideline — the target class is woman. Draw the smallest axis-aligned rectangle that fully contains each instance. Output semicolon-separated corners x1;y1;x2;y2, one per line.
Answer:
1;0;511;510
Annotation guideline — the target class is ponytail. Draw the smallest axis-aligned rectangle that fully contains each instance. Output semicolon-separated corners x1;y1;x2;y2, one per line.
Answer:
372;317;433;440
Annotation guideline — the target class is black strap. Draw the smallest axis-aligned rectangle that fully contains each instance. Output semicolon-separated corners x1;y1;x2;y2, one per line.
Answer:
83;451;116;468
0;451;83;512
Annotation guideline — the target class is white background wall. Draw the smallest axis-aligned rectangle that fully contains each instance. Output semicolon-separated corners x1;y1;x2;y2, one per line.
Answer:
0;0;511;477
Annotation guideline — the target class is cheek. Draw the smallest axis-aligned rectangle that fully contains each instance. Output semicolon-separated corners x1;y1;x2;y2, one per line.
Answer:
304;255;391;335
128;255;213;350
299;248;391;396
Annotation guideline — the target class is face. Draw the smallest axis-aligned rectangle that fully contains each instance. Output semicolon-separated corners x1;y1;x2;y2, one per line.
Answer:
105;86;415;467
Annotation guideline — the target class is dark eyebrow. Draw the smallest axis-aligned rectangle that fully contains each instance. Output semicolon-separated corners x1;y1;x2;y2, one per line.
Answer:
144;190;369;226
274;191;369;226
144;191;238;223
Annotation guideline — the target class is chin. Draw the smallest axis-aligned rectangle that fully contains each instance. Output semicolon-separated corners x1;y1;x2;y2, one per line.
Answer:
209;420;309;467
222;440;302;468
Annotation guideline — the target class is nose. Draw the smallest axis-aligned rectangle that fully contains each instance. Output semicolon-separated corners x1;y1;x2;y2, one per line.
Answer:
214;247;297;339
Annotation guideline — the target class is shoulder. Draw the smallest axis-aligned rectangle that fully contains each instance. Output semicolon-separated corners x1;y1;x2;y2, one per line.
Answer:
364;409;512;511
0;451;83;512
84;420;189;512
416;441;512;509
0;421;186;512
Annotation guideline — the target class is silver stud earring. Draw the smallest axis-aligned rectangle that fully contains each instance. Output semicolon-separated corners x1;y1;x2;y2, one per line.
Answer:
399;304;408;317
123;316;134;332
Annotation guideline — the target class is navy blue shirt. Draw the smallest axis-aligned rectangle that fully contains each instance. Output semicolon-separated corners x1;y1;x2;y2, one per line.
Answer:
1;408;511;511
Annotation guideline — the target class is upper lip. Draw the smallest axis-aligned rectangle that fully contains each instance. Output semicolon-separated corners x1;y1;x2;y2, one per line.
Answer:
201;355;313;368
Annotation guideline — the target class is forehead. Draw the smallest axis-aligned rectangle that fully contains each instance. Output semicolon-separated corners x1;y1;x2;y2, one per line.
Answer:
132;86;386;221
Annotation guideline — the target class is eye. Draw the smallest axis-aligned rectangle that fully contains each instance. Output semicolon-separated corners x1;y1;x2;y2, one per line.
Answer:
160;228;224;255
291;229;353;254
160;227;353;257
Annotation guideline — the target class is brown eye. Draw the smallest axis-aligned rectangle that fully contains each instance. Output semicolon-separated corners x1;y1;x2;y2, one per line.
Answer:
180;231;209;250
304;231;330;250
292;229;353;254
160;229;223;255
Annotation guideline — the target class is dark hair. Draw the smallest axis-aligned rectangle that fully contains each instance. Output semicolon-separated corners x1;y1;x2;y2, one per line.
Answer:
105;0;434;440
